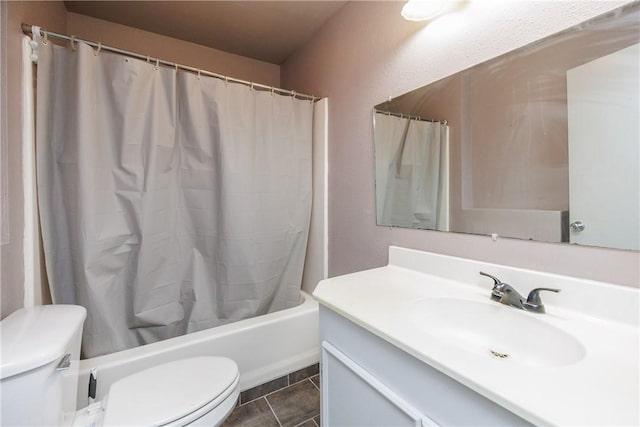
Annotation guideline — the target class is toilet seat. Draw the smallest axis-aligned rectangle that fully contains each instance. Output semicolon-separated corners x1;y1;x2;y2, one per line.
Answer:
101;357;239;426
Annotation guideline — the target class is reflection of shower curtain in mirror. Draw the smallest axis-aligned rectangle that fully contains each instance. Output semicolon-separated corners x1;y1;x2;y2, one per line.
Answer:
374;113;449;230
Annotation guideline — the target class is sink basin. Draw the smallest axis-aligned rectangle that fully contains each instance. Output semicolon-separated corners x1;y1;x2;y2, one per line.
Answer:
410;297;586;367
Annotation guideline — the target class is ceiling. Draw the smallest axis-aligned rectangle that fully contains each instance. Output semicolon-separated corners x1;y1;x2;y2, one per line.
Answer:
64;1;348;65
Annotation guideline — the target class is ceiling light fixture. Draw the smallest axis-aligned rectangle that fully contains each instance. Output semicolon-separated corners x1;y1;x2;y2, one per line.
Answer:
401;0;450;22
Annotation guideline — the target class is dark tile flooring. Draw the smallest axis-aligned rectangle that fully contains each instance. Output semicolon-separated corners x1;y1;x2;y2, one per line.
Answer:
223;365;320;427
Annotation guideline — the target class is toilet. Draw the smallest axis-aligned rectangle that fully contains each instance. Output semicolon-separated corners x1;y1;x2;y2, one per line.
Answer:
0;305;240;426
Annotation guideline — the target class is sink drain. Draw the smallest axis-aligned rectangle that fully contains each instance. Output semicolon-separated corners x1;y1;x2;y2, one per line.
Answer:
489;349;509;359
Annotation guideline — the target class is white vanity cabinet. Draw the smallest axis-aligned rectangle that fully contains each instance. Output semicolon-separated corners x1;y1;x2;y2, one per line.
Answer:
319;306;530;427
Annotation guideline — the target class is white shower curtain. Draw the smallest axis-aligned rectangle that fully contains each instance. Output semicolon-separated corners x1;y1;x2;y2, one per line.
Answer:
374;112;449;230
36;39;312;358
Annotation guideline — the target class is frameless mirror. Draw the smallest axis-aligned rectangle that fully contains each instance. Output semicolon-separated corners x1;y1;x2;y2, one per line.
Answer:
373;3;640;251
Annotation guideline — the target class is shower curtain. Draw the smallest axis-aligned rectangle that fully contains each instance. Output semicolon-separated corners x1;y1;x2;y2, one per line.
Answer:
35;39;313;358
374;112;449;230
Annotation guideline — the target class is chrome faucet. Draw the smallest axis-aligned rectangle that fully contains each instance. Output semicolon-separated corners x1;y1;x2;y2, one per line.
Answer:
479;272;560;314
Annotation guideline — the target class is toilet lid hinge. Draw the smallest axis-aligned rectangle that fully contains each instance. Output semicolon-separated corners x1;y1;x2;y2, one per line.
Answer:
88;368;97;400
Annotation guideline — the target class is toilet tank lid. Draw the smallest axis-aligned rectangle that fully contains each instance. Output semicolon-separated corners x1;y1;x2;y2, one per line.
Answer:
0;305;87;379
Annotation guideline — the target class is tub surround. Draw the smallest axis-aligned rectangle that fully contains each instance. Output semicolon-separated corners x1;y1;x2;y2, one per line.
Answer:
313;246;639;426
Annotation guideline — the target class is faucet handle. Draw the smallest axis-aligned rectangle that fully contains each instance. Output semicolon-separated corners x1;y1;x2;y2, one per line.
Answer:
526;287;561;304
479;271;502;287
524;288;560;313
480;271;505;301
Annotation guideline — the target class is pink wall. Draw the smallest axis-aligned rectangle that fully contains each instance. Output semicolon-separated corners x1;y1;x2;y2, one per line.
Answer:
281;0;639;288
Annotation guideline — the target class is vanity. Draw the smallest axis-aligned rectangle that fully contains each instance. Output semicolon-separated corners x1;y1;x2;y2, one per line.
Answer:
313;246;639;426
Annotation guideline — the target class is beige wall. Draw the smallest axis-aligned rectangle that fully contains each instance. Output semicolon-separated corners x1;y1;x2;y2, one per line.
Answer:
0;4;281;319
66;13;280;87
281;0;640;288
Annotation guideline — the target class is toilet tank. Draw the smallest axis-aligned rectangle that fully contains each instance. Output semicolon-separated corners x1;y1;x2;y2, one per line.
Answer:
1;305;87;426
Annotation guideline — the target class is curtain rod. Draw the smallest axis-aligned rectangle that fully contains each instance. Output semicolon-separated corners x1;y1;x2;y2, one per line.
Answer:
21;23;318;102
374;109;447;125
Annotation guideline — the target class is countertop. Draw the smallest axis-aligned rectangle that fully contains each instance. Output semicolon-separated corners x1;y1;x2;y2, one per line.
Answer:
313;247;639;426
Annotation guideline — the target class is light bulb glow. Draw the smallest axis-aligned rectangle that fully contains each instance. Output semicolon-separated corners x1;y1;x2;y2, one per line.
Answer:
401;0;448;22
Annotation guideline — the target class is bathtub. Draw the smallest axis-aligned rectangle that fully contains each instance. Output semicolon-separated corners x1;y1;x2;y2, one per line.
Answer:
76;291;319;408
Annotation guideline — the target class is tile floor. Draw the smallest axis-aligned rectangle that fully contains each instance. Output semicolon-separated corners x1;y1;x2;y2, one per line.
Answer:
222;366;320;427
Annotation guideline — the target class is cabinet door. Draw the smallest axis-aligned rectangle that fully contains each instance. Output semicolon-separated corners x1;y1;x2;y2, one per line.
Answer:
322;341;438;427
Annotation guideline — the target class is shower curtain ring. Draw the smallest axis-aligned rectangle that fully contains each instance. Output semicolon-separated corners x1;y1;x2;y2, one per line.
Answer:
197;69;201;80
70;35;76;51
224;76;229;85
250;83;254;91
291;90;296;100
146;55;150;63
155;58;159;70
94;42;102;56
271;87;275;96
43;30;48;45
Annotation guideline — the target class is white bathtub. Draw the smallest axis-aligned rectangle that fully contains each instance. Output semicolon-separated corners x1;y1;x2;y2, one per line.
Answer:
76;291;319;408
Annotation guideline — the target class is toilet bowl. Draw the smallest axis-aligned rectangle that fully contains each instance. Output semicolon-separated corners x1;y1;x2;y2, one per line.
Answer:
74;357;239;427
0;305;239;427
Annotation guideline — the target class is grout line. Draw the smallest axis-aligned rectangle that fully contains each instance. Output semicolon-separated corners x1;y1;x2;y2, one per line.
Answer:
238;394;265;407
237;366;321;413
262;376;314;401
293;417;317;427
239;376;289;406
288;371;320;388
264;396;283;427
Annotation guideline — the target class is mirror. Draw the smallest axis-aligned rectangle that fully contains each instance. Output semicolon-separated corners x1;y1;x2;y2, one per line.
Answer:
373;3;639;251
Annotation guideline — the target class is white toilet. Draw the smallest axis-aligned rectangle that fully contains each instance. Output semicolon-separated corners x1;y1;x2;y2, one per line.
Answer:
0;305;240;426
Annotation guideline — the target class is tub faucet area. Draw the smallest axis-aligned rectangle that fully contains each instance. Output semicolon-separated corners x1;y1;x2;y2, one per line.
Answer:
480;272;560;314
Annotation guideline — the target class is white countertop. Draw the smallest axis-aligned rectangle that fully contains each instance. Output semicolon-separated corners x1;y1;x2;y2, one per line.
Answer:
313;247;639;426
